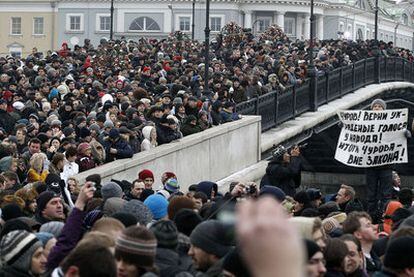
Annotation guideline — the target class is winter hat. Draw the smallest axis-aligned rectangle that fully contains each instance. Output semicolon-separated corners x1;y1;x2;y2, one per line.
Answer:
1;204;24;221
164;178;179;193
384;236;414;269
62;127;75;137
322;217;340;235
150;220;178;249
294;191;311;204
190;220;234;258
115;226;157;267
0;219;31;238
156;190;170;200
101;182;123;201
36;191;58;215
39;221;64;238
144;194;168;220
121;199;153;226
0;156;13;172
222;247;251;277
103;120;114;129
370;98;386;110
0;230;42;272
161;172;177;185
305;239;321;260
111;212;138;227
108;128;119;139
138;169;154;180
79;127;91;138
77;142;91;154
35;232;54;247
173;208;202;237
83;210;104;230
306;188;322;201
259;186;286;202
197;181;218;200
89;123;101;133
12;101;25;111
103;197;126;216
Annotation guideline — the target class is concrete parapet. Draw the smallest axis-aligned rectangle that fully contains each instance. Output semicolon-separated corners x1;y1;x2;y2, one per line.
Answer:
73;115;261;191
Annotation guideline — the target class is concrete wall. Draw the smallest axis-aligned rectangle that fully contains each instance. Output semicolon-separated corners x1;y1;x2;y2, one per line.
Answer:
74;116;261;192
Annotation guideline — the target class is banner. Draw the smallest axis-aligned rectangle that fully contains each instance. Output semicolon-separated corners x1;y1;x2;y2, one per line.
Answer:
334;109;408;167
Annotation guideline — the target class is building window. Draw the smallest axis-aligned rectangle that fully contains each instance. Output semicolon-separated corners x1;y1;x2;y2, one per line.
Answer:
402;14;408;25
99;16;111;31
284;17;295;35
257;18;271;32
210;17;222;32
66;14;84;32
366;29;370;39
179;16;191;31
385;34;389;41
129;17;161;31
11;17;22;35
339;22;344;32
33;17;44;35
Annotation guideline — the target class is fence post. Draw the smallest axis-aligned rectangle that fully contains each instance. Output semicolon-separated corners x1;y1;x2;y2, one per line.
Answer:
375;56;381;84
364;59;367;83
325;71;330;103
402;59;405;81
293;86;297;119
255;95;260;115
274;91;279;125
384;56;387;82
394;58;397;81
352;63;356;89
339;67;344;96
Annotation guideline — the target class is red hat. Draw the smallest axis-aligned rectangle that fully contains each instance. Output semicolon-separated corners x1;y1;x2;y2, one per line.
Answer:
138;169;154;180
143;66;151;73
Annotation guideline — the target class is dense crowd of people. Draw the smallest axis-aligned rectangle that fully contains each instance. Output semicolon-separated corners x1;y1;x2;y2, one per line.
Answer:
0;23;414;276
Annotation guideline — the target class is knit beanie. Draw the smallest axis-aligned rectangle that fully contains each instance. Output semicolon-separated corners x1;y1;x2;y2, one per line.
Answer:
39;221;64;238
322;217;340;235
103;197;126;216
384;236;414;269
259;186;286;202
77;142;91;154
370;98;386;110
190;220;234;258
0;156;12;172
115;226;157;268
304;239;321;260
121;199;153;226
164;178;179;193
1;204;24;221
222;247;251;277
83;210;104;230
36;191;57;215
111;212;138;227
138;169;154;180
173;208;202;237
144;195;168;220
35;232;54;247
150;220;178;249
0;230;42;272
0;219;31;239
101;182;123;201
161;172;177;185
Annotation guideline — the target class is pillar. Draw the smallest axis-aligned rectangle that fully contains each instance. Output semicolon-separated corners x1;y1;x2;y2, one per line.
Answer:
296;14;303;40
244;10;252;29
303;14;310;40
275;11;285;31
317;15;324;40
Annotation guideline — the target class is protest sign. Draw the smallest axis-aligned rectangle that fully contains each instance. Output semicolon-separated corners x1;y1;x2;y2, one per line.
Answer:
334;109;408;167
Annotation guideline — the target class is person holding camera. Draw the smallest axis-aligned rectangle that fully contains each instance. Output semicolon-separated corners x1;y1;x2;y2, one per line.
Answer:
260;145;303;197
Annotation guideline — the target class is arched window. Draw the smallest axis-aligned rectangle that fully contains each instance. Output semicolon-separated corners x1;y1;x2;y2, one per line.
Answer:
402;14;408;25
129;17;161;31
357;29;363;40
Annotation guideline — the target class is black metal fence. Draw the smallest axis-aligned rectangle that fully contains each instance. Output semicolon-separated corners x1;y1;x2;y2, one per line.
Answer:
236;57;414;132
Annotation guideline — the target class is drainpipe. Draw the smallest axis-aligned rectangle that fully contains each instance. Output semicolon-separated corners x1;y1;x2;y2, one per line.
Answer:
51;1;56;50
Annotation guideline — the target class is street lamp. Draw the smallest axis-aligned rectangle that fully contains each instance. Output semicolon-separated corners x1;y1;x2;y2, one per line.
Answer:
192;0;195;40
374;0;378;42
110;0;114;40
308;0;317;111
203;0;211;96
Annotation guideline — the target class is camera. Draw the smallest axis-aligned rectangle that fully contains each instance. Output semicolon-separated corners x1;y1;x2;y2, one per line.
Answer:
246;185;257;194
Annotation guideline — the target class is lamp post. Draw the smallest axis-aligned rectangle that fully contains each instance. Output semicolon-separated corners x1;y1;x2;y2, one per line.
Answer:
110;0;114;40
374;0;378;42
203;0;211;96
308;0;317;111
192;0;195;40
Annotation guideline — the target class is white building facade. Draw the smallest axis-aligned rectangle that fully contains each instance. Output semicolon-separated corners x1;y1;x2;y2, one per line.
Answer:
57;0;414;50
